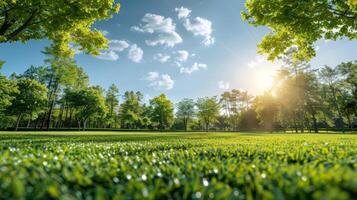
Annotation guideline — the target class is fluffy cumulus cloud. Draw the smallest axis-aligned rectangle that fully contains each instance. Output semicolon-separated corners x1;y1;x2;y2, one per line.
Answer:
180;62;207;74
176;50;189;62
132;13;183;47
183;17;215;46
109;40;130;52
97;51;120;61
154;53;171;63
145;72;174;90
96;40;130;61
175;7;191;19
218;81;230;90
128;44;144;63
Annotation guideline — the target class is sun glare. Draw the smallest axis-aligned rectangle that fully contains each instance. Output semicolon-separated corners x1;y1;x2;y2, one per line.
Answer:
253;68;275;93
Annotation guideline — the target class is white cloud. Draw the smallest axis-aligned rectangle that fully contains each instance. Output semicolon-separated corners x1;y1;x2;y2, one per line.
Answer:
183;17;215;46
180;62;207;74
96;40;129;61
97;51;119;61
248;55;266;68
132;13;183;47
154;53;171;63
218;81;230;90
145;72;174;90
175;7;192;19
128;44;143;63
109;40;129;52
247;55;282;69
146;72;160;81
176;50;189;62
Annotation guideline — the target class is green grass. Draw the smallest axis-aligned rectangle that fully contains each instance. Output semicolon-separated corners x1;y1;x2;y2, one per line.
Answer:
0;132;356;200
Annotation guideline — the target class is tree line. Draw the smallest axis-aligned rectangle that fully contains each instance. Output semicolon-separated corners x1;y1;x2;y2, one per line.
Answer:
0;48;355;132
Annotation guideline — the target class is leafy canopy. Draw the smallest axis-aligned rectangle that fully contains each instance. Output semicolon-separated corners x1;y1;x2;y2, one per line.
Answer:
242;0;357;61
0;0;120;57
149;94;174;129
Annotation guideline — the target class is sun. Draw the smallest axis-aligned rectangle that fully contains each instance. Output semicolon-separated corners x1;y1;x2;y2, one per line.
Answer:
253;68;275;93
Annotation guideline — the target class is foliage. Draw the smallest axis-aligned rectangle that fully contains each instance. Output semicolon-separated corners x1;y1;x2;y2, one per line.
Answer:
6;78;48;130
0;132;356;199
71;87;108;129
242;0;357;61
0;0;120;57
176;99;196;131
149;94;174;129
196;97;220;130
0;64;18;112
119;91;144;129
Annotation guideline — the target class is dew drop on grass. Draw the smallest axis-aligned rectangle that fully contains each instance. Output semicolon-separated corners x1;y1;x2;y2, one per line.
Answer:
141;174;147;181
233;189;239;197
174;178;180;185
195;192;201;199
113;177;119;183
202;178;209;186
261;173;267;179
142;188;148;197
126;174;132;180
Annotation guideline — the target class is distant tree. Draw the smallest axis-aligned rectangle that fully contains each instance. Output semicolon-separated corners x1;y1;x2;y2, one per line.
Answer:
42;48;83;130
242;0;357;61
0;62;18;128
0;62;18;113
149;94;174;130
238;109;259;131
72;87;107;130
7;78;47;131
119;91;143;129
337;61;356;128
254;92;279;132
176;98;196;131
105;84;119;128
196;97;220;131
0;0;120;57
319;65;344;127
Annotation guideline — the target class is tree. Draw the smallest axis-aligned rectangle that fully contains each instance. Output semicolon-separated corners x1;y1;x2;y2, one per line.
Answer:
72;87;107;130
254;92;279;132
0;0;120;57
42;48;82;130
176;98;196;131
119;91;144;129
196;97;220;131
149;94;174;130
0;62;18;113
105;84;119;128
242;0;357;61
319;65;344;127
7;78;47;131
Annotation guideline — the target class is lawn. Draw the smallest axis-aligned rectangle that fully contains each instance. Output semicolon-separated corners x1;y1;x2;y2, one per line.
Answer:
0;132;356;200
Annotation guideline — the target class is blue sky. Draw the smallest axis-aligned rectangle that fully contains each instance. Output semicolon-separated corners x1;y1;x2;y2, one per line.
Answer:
0;0;356;103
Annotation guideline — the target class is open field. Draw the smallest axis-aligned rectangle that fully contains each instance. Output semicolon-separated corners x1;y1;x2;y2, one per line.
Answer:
0;132;356;199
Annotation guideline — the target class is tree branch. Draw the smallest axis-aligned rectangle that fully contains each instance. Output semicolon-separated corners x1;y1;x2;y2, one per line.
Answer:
7;9;38;40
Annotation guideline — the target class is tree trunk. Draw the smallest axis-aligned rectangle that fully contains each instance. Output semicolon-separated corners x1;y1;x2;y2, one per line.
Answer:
26;116;31;129
46;84;59;130
15;114;22;131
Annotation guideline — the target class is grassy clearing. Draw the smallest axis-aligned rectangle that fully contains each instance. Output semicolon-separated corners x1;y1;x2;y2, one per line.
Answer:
0;132;356;199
